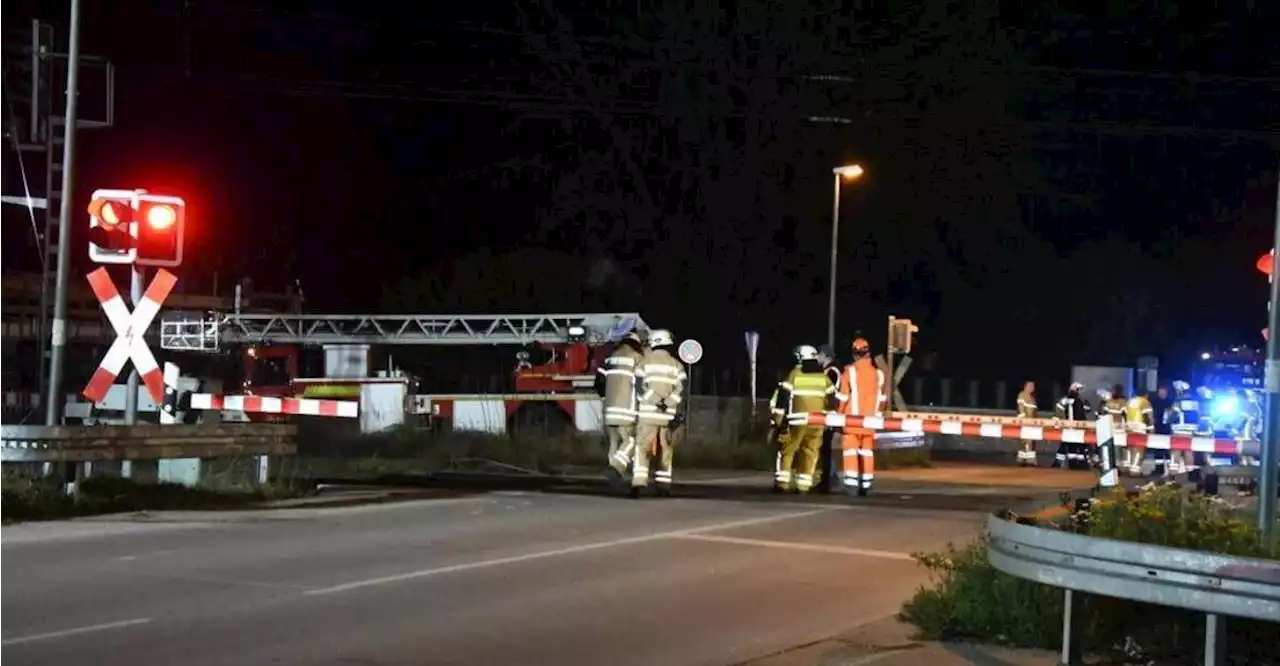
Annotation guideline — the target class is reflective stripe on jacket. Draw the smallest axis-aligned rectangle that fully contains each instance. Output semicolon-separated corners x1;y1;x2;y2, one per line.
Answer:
636;347;687;424
1016;390;1037;418
837;360;886;417
779;368;835;419
599;341;645;426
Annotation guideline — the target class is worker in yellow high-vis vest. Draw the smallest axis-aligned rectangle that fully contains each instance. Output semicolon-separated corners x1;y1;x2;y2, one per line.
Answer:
772;345;835;493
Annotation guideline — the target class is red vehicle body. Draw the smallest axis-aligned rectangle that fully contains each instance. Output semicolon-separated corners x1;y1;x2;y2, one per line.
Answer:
239;340;614;432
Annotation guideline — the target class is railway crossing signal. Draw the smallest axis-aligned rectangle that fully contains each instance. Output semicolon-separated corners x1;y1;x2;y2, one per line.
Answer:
87;189;138;264
86;189;186;267
81;266;178;404
135;194;186;267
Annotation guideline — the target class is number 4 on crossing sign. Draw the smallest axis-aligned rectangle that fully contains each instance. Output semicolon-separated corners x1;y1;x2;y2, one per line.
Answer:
81;267;178;404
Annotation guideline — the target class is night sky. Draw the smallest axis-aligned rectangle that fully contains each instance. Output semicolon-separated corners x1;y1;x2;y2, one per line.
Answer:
4;0;1280;385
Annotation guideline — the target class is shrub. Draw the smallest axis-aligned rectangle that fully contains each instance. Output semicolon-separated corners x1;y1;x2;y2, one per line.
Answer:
1;472;291;523
900;484;1280;664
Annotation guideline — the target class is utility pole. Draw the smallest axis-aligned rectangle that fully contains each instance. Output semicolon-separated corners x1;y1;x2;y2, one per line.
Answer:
44;0;83;426
1262;169;1280;539
827;174;840;351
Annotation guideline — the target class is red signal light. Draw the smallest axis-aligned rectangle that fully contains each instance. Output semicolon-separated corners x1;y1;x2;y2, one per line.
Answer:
146;204;177;230
1258;251;1274;276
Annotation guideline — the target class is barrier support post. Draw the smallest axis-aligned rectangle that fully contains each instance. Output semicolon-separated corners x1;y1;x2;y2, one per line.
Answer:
1060;588;1084;665
1096;414;1119;489
1204;613;1226;666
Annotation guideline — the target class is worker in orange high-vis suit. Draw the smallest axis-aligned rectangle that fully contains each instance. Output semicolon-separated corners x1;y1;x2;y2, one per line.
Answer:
836;337;887;496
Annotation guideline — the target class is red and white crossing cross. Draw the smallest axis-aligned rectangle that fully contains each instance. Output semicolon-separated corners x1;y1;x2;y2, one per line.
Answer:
82;267;178;404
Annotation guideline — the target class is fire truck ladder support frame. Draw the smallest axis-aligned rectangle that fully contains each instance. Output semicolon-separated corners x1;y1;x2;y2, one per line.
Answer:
162;313;649;347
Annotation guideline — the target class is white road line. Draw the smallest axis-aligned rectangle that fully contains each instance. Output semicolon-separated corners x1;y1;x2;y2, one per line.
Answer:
669;533;915;561
127;571;316;591
695;474;772;485
306;508;834;596
2;618;153;646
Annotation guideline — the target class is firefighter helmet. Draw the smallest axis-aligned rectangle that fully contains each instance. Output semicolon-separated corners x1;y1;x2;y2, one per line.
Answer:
648;329;674;348
794;345;819;361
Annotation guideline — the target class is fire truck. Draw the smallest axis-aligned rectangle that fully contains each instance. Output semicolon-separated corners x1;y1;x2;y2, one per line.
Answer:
159;310;649;434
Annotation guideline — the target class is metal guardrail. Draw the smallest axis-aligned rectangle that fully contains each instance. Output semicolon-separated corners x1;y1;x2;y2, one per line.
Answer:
986;513;1280;665
0;423;297;463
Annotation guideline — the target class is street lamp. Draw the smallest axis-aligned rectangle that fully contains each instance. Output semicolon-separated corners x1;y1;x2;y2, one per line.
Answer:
828;163;865;350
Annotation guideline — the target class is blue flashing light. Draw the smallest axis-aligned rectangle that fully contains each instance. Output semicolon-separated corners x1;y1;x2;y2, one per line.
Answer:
1212;395;1239;418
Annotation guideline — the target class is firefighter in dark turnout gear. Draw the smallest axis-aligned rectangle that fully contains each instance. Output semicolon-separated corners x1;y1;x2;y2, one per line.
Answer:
1053;383;1093;469
813;344;842;492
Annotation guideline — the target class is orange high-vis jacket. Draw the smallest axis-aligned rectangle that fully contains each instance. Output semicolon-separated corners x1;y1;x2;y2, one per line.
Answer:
837;358;887;417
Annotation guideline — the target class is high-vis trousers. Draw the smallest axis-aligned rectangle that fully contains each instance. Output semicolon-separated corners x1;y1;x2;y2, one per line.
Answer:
1016;440;1037;466
606;424;637;474
840;428;876;493
776;425;823;492
634;423;674;488
1122;426;1147;475
1168;427;1197;474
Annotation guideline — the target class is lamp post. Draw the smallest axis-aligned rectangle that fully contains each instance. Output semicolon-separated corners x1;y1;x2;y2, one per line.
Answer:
828;164;865;351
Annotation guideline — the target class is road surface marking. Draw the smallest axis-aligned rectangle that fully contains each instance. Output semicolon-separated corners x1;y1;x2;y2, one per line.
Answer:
669;533;915;561
696;474;772;485
306;508;835;596
126;571;316;591
112;548;186;562
2;618;153;646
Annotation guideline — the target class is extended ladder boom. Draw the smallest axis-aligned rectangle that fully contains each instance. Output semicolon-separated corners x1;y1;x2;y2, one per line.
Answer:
163;312;649;347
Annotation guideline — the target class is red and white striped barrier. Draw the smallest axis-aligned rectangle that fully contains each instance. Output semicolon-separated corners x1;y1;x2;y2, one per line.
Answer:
794;412;1259;457
190;393;359;418
82;267;177;404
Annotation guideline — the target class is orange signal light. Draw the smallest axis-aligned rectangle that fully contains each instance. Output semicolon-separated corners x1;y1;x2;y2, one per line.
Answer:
145;204;177;230
88;199;129;227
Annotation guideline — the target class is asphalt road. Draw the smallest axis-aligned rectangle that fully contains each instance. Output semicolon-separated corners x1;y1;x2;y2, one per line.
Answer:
0;483;1020;666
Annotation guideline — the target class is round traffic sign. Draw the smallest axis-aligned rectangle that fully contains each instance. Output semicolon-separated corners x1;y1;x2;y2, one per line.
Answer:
678;339;704;364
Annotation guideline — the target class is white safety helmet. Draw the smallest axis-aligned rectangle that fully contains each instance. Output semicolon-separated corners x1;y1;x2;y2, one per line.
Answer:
648;329;674;348
1097;388;1112;401
1172;380;1190;393
1069;382;1084;393
794;345;819;361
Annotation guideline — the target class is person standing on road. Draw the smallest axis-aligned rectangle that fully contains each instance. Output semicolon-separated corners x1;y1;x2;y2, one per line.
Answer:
1148;385;1173;472
814;344;843;492
837;337;887;496
772;345;835;493
1052;383;1093;469
1014;381;1039;466
632;329;686;498
1123;389;1155;475
596;331;646;479
1167;380;1201;475
1241;389;1262;467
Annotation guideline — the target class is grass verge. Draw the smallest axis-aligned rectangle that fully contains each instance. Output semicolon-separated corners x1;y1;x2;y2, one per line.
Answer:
292;424;933;478
1;473;300;524
899;483;1280;664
